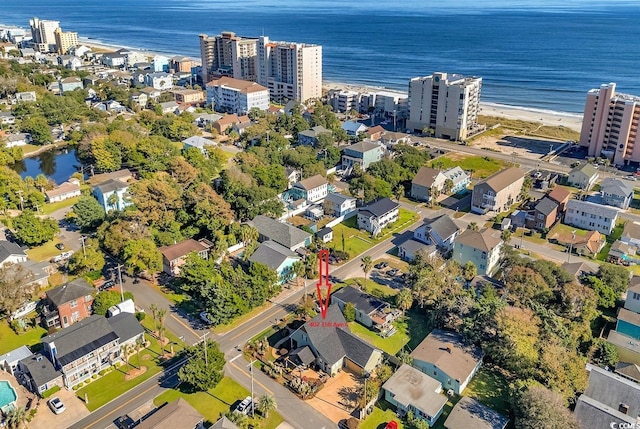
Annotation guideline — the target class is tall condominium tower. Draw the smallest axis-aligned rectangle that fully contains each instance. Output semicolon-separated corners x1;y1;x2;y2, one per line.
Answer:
580;83;640;166
199;32;258;84
407;72;482;141
29;17;61;53
54;28;78;55
257;36;322;103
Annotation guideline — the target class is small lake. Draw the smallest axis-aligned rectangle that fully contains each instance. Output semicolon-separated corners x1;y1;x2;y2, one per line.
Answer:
11;148;81;185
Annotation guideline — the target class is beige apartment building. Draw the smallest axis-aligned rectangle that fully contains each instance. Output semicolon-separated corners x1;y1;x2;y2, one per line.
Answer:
29;17;60;53
54;28;78;55
257;36;322;103
199;32;258;84
580;83;640;166
471;167;525;214
407;72;482;141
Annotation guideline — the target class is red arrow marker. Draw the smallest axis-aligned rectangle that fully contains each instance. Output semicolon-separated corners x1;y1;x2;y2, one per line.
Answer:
316;249;332;319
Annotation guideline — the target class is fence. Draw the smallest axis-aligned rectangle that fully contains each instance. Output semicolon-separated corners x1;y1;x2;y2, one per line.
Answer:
325;211;357;228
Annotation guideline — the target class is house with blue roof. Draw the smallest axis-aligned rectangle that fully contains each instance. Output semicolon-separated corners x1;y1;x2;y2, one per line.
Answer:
341;121;368;137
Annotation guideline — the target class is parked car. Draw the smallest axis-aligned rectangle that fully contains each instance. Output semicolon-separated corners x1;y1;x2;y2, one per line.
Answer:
200;311;214;325
387;268;399;276
55;243;65;250
235;396;253;414
99;280;115;291
48;397;66;414
375;262;389;269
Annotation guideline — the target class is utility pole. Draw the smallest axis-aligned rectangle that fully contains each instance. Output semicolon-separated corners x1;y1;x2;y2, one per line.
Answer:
116;264;124;301
201;331;209;365
15;190;24;211
248;360;256;417
80;235;87;257
567;230;576;263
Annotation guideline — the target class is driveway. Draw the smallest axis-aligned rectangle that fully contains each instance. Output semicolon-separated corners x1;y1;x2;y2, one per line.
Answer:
306;369;361;424
30;387;90;428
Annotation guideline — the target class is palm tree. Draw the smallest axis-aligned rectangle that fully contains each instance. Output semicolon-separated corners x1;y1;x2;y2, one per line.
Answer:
468;222;479;231
135;334;146;369
107;192;119;211
240;224;259;246
360;256;373;288
121;343;134;374
149;303;158;334
463;261;477;283
157;308;167;351
257;394;276;418
443;178;454;195
292;260;306;295
395;289;413;316
500;229;512;244
6;406;26;429
393;184;404;202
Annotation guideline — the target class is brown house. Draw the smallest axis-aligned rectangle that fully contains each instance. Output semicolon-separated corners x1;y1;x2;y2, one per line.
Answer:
547;186;573;212
366;125;385;141
159;239;211;276
526;197;559;230
214;113;250;134
471;167;524;214
42;279;95;329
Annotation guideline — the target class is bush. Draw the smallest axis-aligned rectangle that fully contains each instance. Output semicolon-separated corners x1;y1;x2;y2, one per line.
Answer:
92;374;98;379
26;409;37;422
135;311;146;321
99;370;106;376
77;382;84;388
41;385;61;399
72;385;78;391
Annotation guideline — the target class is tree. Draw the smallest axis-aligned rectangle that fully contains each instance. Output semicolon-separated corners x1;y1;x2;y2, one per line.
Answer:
177;340;226;391
5;405;26;429
585;276;617;308
122;239;162;277
136;334;146;369
68;238;106;275
463;261;477;283
361;256;373;288
513;385;577;429
92;290;134;316
500;229;512;243
591;338;619;368
157;308;167;351
12;210;59;246
0;263;34;317
443;178;454;195
292;260;306;292
468;222;479;231
490;306;540;377
20;116;53;145
597;263;630;296
395;289;413;315
343;302;356;322
257;394;276;418
240;224;259;245
393;184;404;202
121;343;134;374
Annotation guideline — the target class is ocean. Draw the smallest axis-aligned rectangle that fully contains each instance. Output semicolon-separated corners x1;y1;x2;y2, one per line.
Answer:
2;0;640;113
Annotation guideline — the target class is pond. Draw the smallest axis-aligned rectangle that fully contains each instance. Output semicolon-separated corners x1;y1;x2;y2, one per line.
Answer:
10;148;81;185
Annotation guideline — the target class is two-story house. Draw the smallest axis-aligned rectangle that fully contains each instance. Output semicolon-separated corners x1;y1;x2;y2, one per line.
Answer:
290;175;328;203
471;167;524;214
143;72;173;90
297;126;332;147
621;222;640;248
564;199;620;235
248;240;300;284
414;215;461;253
0;240;27;267
341;121;368;137
411;167;447;202
525;197;559;230
323;192;357;217
59;76;83;94
93;179;132;212
357;198;399;236
600;178;635;210
443;166;471;194
331;286;395;330
42;279;95;329
547;186;573;213
159;239;210;277
342;141;384;172
452;228;503;277
568;163;599;190
249;215;312;252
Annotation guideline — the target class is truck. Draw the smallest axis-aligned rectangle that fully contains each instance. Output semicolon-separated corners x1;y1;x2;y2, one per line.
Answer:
107;299;136;318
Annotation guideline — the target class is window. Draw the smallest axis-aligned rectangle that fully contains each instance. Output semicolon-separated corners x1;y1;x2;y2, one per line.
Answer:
85;294;92;302
633;292;640;300
70;299;78;308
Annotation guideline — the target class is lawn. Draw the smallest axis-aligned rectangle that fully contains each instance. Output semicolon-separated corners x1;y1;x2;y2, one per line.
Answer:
342;278;399;300
360;400;404;429
428;154;507;179
154;377;284;429
597;221;625;261
41;196;80;215
477;115;580;141
405;308;433;352
548;222;590;238
464;366;511;415
330;208;419;260
25;238;63;262
0;319;47;355
348;319;409;356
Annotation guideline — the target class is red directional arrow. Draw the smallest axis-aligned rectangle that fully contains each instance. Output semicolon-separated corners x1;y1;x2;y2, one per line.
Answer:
316;249;332;319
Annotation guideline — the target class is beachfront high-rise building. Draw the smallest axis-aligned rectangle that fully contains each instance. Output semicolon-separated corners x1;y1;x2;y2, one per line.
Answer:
54;27;78;55
199;32;258;84
407;72;482;141
29;17;61;53
580;83;640;166
257;36;322;103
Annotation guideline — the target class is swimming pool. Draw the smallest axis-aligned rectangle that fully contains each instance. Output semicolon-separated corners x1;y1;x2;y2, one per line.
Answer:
0;380;18;412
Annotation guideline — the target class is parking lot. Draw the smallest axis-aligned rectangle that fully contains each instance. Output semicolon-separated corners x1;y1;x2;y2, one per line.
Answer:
29;387;90;428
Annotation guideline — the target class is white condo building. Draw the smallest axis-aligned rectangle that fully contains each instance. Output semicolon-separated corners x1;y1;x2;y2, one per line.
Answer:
29;17;60;53
206;76;269;115
407;72;482;141
257;36;322;103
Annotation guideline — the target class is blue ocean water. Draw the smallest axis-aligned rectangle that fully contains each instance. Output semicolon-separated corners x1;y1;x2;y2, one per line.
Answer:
2;0;639;113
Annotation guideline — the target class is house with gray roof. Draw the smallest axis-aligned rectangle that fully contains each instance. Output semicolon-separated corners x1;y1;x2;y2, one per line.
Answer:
19;353;63;396
568;163;599;190
526;197;559;230
331;286;393;329
108;313;145;349
323;192;356;217
182;135;215;154
615;361;640;383
249;215;312;252
621;222;640;247
298;125;332;146
625;279;640;314
398;238;437;262
0;346;32;376
248;240;300;283
0;240;27;267
382;364;448;427
443;166;470;194
289;305;383;376
341;120;368;136
357;197;399;235
210;416;238;429
342;140;384;172
471;167;524;214
93;178;133;212
600;178;635;209
413;215;462;253
42;278;95;329
564;199;620;235
444;397;509;429
411;167;447;202
574;364;640;429
452;229;503;277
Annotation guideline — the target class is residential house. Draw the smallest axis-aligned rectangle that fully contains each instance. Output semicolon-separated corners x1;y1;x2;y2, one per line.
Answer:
533;171;560;190
568;163;599;190
526;197;558;230
357;198;400;236
249;215;312;252
41;314;143;388
342;141;385;172
547;186;572;212
0;112;16;125
93;179;132;212
615;362;640;383
316;227;333;243
129;91;148;107
306;203;324;221
291;174;328;203
608;240;637;263
19;353;63;396
182;135;215;155
0;346;32;376
380;132;412;147
59;55;82;70
159;239;210;277
101;52;126;68
42;279;95;329
341;121;368;137
107;312;145;349
83;74;100;87
159;101;179;115
14;91;37;103
171;88;205;105
45;179;81;203
625;279;640;313
285;167;301;189
442;167;470;194
410;329;484;395
331;286;394;329
411;167;446;202
289;305;383;376
137;398;204;429
444;397;509;429
398;238;437;262
210;416;238;429
0;240;27;267
564;199;620;235
561;261;598;279
574;364;640;429
366;125;385;141
249;241;300;283
4;133;31;147
414;215;461;253
616;308;640;341
555;230;604;258
382;364;448;427
206;76;269;115
323;192;357;217
143;72;173;90
140;86;161;101
608;328;640;367
214;114;250;134
452;229;503;277
297;125;332;146
59;76;83;94
92;100;126;114
471;167;524;214
600;178;635;209
193;113;223;128
622;222;640;247
88;168;133;185
16;259;51;289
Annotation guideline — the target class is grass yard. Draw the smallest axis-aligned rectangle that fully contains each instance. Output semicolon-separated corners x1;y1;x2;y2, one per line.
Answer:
548;222;590;238
25;238;63;262
431;398;458;429
405;308;433;351
20;144;41;155
341;278;399;300
154;377;283;429
360;400;404;429
477;115;580;141
428;154;507;179
348;319;409;356
596;221;625;261
329;208;419;260
464;366;511;415
0;319;47;355
41;196;80;215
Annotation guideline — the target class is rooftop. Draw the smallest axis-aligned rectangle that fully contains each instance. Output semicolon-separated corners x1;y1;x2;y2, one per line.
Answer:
617;308;640;326
359;197;399;218
345;140;382;154
46;279;94;307
159;239;209;261
324;192;356;205
382;364;447;419
331;286;386;315
0;240;26;262
412;167;444;188
108;313;145;344
600;178;635;197
455;228;502;253
137;398;204;429
547;186;572;204
534;197;559;217
94;178;130;194
20;353;61;389
208;76;268;94
622;222;640;241
444;396;509;429
570;162;598;178
478;167;524;193
423;214;460;240
249;215;311;249
0;346;32;365
249;240;298;271
294;174;327;191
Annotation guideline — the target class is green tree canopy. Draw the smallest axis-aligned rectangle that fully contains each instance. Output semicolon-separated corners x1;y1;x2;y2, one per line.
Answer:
68;238;106;275
12;210;59;246
72;196;106;229
92;290;134;316
177;340;226;391
122;238;162;276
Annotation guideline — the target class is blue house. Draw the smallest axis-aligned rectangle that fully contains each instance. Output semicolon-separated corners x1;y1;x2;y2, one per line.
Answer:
92;179;132;212
59;77;83;94
616;308;640;340
248;241;300;284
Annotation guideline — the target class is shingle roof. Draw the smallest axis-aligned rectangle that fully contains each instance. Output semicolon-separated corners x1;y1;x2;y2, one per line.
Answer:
331;286;386;315
400;239;436;256
325;192;355;205
42;315;118;366
0;346;32;365
108;313;144;344
367;125;385;136
622;222;640;241
249;241;298;271
46;279;94;307
294;174;327;191
618;308;640;326
45;181;80;199
478;167;524;193
249;215;311;250
601;178;635;198
561;261;597;278
210;416;240;429
455;229;502;253
615;362;640;383
410;329;484;383
316;227;333;237
425;215;460;240
412;167;444;188
571;162;598;178
94;178;129;194
359;198;399;218
341;121;367;133
20;353;61;388
346;140;381;154
299;125;331;139
547;186;572;205
382;364;447;419
159;239;209;262
444;397;509;429
182;136;214;149
0;240;26;263
137;398;204;429
534;197;558;217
